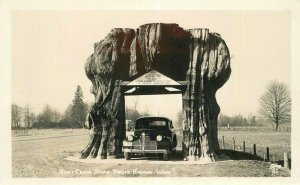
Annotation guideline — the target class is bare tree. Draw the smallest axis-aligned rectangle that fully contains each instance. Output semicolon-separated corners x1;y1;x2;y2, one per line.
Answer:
38;105;53;123
11;104;23;129
259;81;291;131
23;104;32;128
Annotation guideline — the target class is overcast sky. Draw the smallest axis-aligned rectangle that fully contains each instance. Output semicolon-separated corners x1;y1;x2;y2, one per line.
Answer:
12;11;290;119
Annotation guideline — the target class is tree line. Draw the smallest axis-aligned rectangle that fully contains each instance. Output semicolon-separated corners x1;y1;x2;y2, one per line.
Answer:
218;113;257;127
11;81;291;131
11;85;89;129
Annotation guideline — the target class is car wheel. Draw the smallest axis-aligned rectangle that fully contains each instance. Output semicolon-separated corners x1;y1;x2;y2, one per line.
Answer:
172;148;176;155
172;136;178;148
163;153;169;161
125;152;131;160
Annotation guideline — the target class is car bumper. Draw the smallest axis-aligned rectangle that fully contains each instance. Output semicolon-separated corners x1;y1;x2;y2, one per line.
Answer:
123;148;168;154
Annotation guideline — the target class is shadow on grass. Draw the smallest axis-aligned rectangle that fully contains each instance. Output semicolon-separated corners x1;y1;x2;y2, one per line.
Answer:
217;149;263;161
276;159;291;169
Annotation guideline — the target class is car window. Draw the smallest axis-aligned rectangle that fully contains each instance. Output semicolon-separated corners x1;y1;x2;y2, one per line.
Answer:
149;121;166;126
135;119;168;129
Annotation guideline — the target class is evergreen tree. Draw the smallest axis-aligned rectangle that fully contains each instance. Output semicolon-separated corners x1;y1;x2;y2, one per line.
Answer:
71;85;88;128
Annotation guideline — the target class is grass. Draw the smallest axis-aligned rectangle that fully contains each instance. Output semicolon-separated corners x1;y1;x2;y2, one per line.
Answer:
11;128;291;177
218;130;291;165
11;128;87;137
12;133;291;177
12;128;291;163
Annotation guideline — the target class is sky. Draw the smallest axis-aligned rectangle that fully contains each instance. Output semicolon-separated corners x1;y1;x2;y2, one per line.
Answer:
11;11;290;118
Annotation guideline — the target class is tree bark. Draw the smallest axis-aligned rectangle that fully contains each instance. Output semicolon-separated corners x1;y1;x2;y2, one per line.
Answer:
275;122;279;131
79;23;231;161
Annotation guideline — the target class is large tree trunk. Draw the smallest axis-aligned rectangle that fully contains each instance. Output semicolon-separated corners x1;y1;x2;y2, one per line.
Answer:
182;29;230;161
79;23;231;161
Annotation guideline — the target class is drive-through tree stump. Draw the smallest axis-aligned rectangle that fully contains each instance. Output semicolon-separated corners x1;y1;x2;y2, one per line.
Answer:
79;23;231;162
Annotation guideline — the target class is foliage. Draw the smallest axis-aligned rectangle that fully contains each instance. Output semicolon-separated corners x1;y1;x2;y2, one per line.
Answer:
70;85;89;128
125;106;150;122
11;104;23;129
21;85;90;129
33;105;62;128
259;81;291;131
59;86;89;128
11;104;36;129
218;113;257;127
23;104;36;128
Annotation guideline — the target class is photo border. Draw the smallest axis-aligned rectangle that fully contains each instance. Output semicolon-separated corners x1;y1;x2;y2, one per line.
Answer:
1;0;300;184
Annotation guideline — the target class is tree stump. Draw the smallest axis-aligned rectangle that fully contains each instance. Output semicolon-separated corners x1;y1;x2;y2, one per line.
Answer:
79;23;231;161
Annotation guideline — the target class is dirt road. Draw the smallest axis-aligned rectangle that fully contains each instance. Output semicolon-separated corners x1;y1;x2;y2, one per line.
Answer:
12;131;290;177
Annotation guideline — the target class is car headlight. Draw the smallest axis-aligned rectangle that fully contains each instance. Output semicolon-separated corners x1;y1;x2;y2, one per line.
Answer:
127;135;134;141
156;135;163;141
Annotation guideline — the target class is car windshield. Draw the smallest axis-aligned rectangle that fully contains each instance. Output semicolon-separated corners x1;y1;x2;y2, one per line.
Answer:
135;119;168;130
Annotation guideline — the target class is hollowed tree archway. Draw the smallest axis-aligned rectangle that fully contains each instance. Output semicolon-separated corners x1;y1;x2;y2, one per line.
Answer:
79;23;231;162
122;69;186;134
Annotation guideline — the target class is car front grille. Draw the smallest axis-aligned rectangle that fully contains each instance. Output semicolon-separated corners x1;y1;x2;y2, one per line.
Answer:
142;135;157;150
132;135;157;150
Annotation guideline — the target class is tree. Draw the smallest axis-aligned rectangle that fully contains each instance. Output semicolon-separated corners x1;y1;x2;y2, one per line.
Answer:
218;113;249;127
11;104;23;129
34;105;61;128
247;114;257;126
175;111;183;129
71;85;88;128
125;106;149;123
38;105;53;124
60;104;73;128
23;104;35;128
79;24;231;161
218;113;230;127
259;81;291;131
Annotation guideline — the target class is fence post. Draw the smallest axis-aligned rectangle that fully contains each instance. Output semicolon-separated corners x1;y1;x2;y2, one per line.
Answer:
222;136;225;149
263;153;266;162
243;141;245;152
253;144;257;156
266;147;270;162
284;153;289;169
233;137;235;151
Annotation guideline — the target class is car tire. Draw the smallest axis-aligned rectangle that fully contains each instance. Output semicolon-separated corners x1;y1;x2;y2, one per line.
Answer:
163;153;169;161
172;149;176;155
125;152;131;160
172;135;178;148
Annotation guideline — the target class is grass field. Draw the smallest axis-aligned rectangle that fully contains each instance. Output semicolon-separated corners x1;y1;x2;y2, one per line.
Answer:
12;128;291;177
218;130;291;163
11;128;86;137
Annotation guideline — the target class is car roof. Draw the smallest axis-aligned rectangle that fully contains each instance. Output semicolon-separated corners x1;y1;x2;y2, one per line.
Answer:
135;116;171;122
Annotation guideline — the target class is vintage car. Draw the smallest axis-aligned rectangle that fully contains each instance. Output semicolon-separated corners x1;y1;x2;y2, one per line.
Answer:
122;116;177;160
